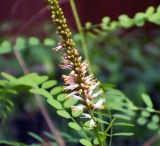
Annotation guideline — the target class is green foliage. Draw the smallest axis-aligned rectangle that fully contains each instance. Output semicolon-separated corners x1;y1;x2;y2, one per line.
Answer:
85;5;160;36
0;1;160;146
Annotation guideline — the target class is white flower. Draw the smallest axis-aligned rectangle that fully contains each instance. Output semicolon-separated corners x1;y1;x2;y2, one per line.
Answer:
81;113;91;119
71;105;84;113
91;89;104;99
62;84;79;91
89;119;96;129
86;98;92;105
93;98;105;110
89;81;100;91
72;95;83;101
53;43;62;51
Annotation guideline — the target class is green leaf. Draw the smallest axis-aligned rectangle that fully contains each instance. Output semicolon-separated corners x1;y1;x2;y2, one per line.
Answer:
141;111;151;118
43;131;56;141
63;98;78;108
151;115;159;123
1;72;16;81
47;98;63;109
134;12;146;26
79;139;92;146
93;138;99;145
57;93;67;101
68;122;81;130
0;80;7;86
147;122;159;130
28;132;44;142
0;40;12;54
72;110;82;117
19;73;48;85
113;133;134;136
0;140;26;146
113;122;134;127
118;14;134;28
157;5;160;13
142;93;153;108
137;117;147;125
145;6;155;17
29;88;52;99
110;21;119;30
13;37;26;51
15;78;38;88
57;110;71;119
102;16;110;24
85;22;92;29
113;114;131;121
44;38;55;46
41;80;57;89
50;87;62;95
148;13;160;25
96;118;109;125
28;37;40;46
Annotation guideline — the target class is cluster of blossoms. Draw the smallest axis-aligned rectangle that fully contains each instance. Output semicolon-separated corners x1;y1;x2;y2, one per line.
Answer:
47;0;105;129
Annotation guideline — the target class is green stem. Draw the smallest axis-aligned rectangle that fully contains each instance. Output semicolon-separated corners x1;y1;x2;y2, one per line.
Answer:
69;0;91;74
89;109;103;146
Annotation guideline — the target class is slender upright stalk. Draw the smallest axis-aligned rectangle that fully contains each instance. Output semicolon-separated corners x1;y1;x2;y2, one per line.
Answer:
69;0;92;73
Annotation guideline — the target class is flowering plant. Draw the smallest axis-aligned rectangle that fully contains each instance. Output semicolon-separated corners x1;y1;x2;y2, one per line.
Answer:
47;0;106;145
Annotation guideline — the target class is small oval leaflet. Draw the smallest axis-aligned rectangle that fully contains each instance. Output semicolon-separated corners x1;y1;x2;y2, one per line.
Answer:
57;110;71;119
72;110;82;117
151;114;159;123
50;87;62;95
47;98;62;109
147;122;159;130
63;98;78;108
29;88;52;99
142;93;153;108
42;80;57;89
93;138;99;145
68;122;81;131
44;38;55;46
137;117;147;126
57;93;67;101
79;139;92;146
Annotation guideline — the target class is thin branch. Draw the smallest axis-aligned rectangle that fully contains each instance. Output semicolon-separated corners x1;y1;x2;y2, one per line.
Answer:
143;135;160;146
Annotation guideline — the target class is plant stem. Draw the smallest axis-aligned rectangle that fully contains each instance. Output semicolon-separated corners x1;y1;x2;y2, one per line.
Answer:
89;109;103;146
69;0;91;74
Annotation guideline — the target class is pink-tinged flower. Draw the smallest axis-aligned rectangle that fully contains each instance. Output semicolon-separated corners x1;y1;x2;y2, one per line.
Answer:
71;105;84;113
89;81;100;92
53;43;62;51
66;91;77;98
91;89;104;99
84;74;94;84
60;56;73;70
71;95;84;101
89;119;96;129
81;60;88;73
62;74;75;84
62;84;79;91
93;98;105;110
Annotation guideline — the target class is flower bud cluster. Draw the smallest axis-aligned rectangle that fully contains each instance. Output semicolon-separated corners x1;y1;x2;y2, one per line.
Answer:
47;0;105;129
